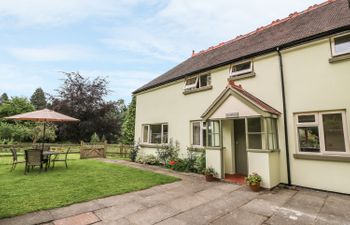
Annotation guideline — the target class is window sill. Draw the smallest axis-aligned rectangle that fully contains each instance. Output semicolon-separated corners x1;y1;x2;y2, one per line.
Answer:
228;72;255;81
206;147;222;151
329;53;350;63
294;153;350;162
247;149;280;153
183;85;212;95
140;143;164;148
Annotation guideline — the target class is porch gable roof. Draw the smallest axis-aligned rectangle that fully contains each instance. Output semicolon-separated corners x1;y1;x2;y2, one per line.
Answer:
201;81;281;120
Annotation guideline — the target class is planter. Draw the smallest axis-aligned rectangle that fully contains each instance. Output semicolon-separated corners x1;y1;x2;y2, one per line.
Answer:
249;183;260;192
205;174;216;182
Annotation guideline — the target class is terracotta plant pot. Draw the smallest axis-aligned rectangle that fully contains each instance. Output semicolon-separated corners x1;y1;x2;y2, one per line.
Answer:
205;174;216;182
249;183;260;192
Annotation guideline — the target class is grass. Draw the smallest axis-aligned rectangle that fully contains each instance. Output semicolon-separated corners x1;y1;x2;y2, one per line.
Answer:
0;159;179;218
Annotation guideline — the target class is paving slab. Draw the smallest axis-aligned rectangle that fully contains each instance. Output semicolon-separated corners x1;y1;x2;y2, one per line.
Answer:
165;194;208;212
94;202;144;221
0;211;53;225
53;212;100;225
127;204;179;225
95;193;142;208
174;202;226;225
93;218;132;225
49;200;102;220
315;194;350;225
211;209;267;225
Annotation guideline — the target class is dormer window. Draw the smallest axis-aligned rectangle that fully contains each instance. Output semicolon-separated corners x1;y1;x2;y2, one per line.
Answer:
230;61;253;76
332;33;350;56
183;73;212;93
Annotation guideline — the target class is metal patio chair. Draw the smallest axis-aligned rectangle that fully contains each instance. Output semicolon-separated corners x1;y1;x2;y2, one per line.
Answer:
51;147;71;169
24;149;46;174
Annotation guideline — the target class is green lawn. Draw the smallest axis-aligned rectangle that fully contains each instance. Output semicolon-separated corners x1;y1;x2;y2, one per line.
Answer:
0;159;179;218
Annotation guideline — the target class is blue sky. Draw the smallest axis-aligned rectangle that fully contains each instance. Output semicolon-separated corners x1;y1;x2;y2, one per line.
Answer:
0;0;323;103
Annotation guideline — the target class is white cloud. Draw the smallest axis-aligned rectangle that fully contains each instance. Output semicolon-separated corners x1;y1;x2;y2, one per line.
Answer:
0;0;152;26
7;46;93;62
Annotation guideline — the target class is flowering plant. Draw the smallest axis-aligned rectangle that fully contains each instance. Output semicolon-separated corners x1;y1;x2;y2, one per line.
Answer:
245;173;262;185
169;160;176;165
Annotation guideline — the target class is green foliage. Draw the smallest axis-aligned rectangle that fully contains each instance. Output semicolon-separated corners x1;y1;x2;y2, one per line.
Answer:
0;97;35;118
156;138;180;164
30;88;47;110
0;93;9;104
122;96;136;145
204;167;218;176
246;173;262;185
50;72;125;143
136;154;159;165
129;142;140;162
90;132;100;143
194;152;206;174
0;122;33;143
31;123;57;143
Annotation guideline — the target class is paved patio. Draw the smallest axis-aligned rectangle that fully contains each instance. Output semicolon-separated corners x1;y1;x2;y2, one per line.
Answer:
1;159;350;225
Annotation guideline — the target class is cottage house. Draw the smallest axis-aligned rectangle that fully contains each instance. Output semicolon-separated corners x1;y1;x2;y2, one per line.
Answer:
133;0;350;194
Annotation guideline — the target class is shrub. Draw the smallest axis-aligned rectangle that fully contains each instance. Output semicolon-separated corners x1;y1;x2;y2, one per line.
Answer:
129;142;140;162
135;154;159;165
156;138;179;164
90;132;100;143
204;167;218;176
194;152;206;174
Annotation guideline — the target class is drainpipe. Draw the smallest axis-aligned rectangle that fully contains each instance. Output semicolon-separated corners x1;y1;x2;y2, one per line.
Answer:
277;47;292;186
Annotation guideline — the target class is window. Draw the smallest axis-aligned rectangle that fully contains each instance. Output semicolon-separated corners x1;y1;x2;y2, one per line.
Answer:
191;121;207;147
246;117;279;151
142;123;168;144
332;34;350;56
207;121;220;147
295;111;349;154
184;74;211;91
230;61;253;76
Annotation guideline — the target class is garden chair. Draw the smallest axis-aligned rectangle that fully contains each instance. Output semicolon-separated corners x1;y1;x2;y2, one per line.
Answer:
10;148;25;171
51;147;71;169
24;149;46;174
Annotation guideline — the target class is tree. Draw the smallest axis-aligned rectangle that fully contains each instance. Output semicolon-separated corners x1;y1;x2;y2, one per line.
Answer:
0;93;9;104
30;88;47;109
0;97;35;118
50;72;124;143
122;96;136;145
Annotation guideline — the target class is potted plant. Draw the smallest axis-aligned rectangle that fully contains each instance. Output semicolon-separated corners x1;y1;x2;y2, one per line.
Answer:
246;173;262;192
204;167;217;182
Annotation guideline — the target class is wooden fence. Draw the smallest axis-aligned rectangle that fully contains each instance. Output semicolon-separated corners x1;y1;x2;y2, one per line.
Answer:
0;143;133;162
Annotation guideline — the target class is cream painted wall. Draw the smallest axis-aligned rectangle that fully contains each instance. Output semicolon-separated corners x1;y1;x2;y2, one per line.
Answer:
281;38;350;194
135;32;350;193
206;149;222;178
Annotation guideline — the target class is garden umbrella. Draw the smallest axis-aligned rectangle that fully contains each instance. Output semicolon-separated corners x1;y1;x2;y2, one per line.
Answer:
5;108;79;149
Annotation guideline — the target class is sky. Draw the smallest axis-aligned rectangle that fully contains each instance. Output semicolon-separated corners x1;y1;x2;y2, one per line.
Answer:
0;0;324;103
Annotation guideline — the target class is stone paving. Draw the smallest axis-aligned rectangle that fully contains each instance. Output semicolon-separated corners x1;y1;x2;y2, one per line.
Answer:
1;159;350;225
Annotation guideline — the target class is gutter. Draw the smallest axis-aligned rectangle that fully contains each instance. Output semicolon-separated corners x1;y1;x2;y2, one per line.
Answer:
133;25;350;95
277;47;292;186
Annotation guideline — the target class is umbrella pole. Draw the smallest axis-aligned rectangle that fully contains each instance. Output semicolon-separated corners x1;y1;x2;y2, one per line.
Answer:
42;122;46;150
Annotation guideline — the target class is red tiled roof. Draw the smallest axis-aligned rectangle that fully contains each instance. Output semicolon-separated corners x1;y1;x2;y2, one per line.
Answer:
227;80;281;115
134;0;350;94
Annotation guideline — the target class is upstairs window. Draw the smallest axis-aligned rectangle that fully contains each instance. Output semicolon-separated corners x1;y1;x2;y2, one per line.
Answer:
230;61;253;77
142;123;168;144
295;111;349;154
184;74;211;91
332;33;350;56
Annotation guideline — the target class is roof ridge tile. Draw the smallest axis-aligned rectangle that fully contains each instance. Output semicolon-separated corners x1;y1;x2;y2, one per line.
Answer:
191;0;337;57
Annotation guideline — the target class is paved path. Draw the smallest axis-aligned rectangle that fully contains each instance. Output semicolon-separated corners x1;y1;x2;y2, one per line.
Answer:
1;159;350;225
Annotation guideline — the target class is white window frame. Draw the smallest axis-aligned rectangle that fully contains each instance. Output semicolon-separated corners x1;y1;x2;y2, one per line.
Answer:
230;60;253;77
142;123;168;144
331;33;350;57
295;111;350;155
184;73;211;91
190;121;206;147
